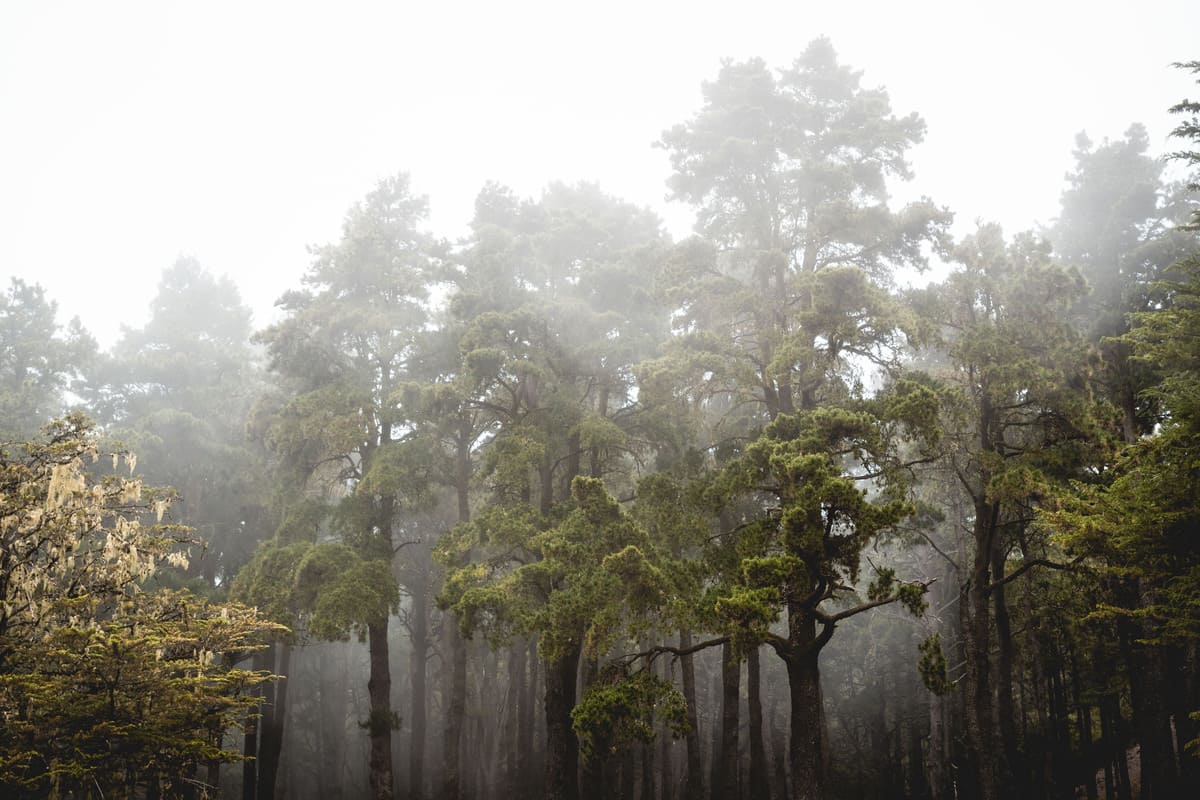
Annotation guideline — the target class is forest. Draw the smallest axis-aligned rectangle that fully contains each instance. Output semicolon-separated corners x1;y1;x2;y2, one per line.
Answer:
2;40;1200;800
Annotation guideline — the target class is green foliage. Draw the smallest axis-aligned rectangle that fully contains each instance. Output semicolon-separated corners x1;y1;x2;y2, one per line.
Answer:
697;391;933;661
444;477;669;663
917;633;953;696
1046;297;1200;640
0;420;282;797
0;591;280;796
1045;91;1200;642
571;668;690;761
292;543;399;640
1167;61;1200;184
86;257;266;588
361;707;402;737
0;414;191;664
229;539;310;632
0;280;95;439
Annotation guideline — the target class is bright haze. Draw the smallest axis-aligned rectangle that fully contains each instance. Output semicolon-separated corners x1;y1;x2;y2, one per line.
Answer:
2;0;1197;346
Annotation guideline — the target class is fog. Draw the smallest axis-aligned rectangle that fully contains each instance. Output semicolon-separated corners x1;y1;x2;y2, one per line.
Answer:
2;4;1200;800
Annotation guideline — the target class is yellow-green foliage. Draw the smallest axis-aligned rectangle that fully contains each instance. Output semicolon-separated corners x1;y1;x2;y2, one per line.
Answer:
571;669;690;761
293;543;399;640
0;419;284;796
443;476;673;664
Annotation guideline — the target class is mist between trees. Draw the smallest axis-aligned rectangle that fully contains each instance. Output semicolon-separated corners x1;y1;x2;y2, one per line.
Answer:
2;41;1200;800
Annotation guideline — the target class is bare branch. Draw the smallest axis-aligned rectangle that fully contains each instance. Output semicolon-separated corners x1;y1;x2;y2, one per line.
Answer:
986;555;1083;594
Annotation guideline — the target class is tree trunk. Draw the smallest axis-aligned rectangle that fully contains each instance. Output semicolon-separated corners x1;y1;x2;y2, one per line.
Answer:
206;740;222;800
991;542;1019;792
963;499;1001;800
642;740;657;800
580;656;606;800
658;643;675;800
679;629;703;799
716;641;739;800
258;642;290;800
1099;695;1116;800
1102;691;1133;800
409;582;429;800
506;640;526;795
1127;629;1178;799
928;665;948;800
243;652;262;800
1169;642;1200;794
772;708;791;800
748;645;770;800
786;649;824;800
519;636;538;795
367;619;395;800
545;643;582;800
442;618;466;800
1070;649;1098;800
709;666;722;799
443;431;472;800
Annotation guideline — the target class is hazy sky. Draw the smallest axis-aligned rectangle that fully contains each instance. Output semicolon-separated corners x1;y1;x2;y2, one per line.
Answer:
2;1;1198;346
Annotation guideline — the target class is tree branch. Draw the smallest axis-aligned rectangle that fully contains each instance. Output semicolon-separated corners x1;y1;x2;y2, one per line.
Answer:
813;578;937;626
986;555;1083;594
612;635;729;671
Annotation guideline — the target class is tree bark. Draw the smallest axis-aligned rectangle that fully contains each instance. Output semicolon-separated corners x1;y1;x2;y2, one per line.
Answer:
991;541;1019;793
242;651;262;800
545;642;582;800
442;618;467;800
257;642;290;800
679;629;704;799
716;641;740;800
580;656;605;800
963;498;1001;800
519;636;538;795
367;619;395;800
506;640;526;795
748;645;770;800
786;649;824;800
1126;615;1178;799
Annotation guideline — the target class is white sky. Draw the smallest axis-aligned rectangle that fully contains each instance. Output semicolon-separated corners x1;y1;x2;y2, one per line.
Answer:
2;0;1198;346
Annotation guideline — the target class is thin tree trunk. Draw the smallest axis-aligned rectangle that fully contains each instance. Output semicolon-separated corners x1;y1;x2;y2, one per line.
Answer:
991;541;1019;792
659;647;674;800
709;666;722;800
442;619;466;800
243;651;262;800
679;629;703;799
206;739;222;799
747;645;770;800
443;431;472;800
1099;695;1116;800
928;658;948;800
506;640;526;795
519;636;538;795
409;581;429;800
1070;648;1098;800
